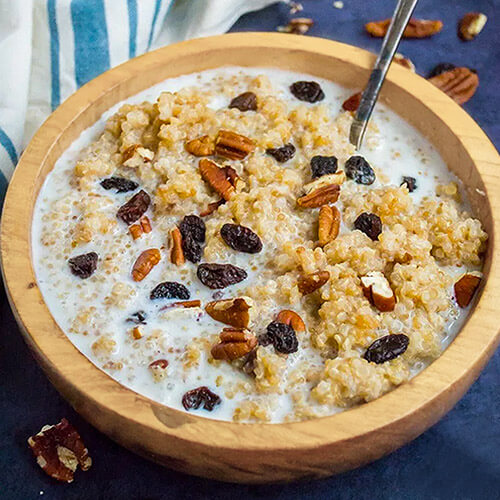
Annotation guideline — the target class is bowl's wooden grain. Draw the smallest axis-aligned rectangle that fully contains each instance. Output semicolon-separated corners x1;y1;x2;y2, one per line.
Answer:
1;33;500;483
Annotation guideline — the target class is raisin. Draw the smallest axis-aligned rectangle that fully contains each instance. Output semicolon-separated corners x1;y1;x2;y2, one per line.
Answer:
263;321;298;354
68;252;98;279
345;156;376;185
354;212;383;241
150;282;190;300
182;386;221;411
290;81;325;103
197;263;247;289
363;334;409;364
117;189;150;225
100;176;138;193
229;91;257;111
220;224;263;254
266;143;296;163
179;215;205;263
427;62;456;78
401;176;417;192
310;155;338;178
126;311;147;324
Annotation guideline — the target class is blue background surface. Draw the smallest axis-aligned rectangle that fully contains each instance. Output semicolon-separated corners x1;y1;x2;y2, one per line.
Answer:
1;1;499;498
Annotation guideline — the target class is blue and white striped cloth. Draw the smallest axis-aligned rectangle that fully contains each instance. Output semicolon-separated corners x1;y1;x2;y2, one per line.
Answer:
0;0;277;203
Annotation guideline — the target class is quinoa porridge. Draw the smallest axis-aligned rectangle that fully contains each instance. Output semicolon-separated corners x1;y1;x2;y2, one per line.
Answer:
32;67;487;423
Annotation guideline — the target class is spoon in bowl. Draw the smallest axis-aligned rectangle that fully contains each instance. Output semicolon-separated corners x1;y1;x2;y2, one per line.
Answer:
350;0;419;149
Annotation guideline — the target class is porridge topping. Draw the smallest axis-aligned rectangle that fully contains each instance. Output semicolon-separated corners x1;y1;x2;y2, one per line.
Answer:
342;92;361;112
428;67;479;105
33;68;488;423
458;12;487;42
428;62;456;78
365;18;443;39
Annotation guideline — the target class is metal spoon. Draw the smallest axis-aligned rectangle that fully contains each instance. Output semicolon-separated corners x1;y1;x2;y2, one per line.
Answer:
350;0;419;149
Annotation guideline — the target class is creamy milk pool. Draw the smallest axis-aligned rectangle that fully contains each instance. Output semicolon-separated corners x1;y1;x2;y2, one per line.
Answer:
32;67;485;423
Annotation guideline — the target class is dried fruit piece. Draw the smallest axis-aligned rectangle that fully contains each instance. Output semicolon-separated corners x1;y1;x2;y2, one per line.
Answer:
126;310;147;324
220;223;263;254
197;263;247;289
428;63;457;78
214;130;255;160
363;334;409;364
298;270;330;295
458;12;487;41
318;205;341;246
205;297;252;328
28;419;92;483
68;252;98;279
342;92;361;112
150;281;190;300
278;17;314;35
297;183;340;208
117;189;151;225
401;176;417;192
276;310;306;333
131;248;161;281
394;53;416;72
199;159;235;201
361;271;397;312
290;81;325;103
170;226;185;266
179;214;206;263
185;135;214;156
454;271;482;308
345;156;376;185
200;199;225;217
354;213;382;241
100;176;138;193
428;67;479;105
366;18;443;38
263;321;298;354
310;155;338;178
229;91;257;111
182;386;221;411
211;327;258;361
131;326;143;340
266;143;296;163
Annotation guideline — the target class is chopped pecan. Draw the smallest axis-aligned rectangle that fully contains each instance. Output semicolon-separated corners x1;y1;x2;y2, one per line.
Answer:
131;248;161;281
361;271;397;312
394;53;415;72
205;297;252;328
428;67;479;105
458;12;487;41
199;159;235;201
171;299;202;308
366;18;443;38
200;199;225;217
129;215;152;240
342;92;361;112
28;419;92;483
170;227;185;266
131;326;143;339
318;205;341;246
276;310;306;333
454;271;482;308
211;327;258;361
149;359;169;381
297;183;341;208
298;270;330;295
278;17;314;35
214;130;255;160
185;135;215;156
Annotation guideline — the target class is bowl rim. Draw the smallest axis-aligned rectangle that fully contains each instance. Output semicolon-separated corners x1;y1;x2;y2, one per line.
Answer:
2;32;500;457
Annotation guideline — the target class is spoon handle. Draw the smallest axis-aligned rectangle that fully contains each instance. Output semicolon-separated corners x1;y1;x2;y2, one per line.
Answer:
350;0;419;149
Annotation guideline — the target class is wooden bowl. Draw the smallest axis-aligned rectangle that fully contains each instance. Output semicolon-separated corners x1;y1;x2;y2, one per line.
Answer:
2;33;500;483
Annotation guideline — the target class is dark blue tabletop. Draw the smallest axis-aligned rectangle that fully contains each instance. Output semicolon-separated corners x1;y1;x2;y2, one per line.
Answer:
1;1;499;498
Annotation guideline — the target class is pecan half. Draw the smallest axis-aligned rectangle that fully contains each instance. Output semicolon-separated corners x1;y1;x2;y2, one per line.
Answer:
458;13;487;41
366;18;443;38
318;205;341;246
185;135;215;156
199;159;235;201
297;184;340;208
131;248;161;281
205;297;252;328
276;310;306;333
28;419;92;483
361;271;397;312
298;270;330;295
214;130;255;160
342;92;361;112
428;67;479;105
454;271;482;308
170;227;185;266
211;327;258;361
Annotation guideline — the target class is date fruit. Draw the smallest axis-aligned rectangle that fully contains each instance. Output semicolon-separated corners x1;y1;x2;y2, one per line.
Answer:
150;281;190;300
363;334;409;364
220;223;263;254
229;91;257;111
290;81;325;103
182;386;221;411
117;189;151;225
197;263;247;289
68;252;98;279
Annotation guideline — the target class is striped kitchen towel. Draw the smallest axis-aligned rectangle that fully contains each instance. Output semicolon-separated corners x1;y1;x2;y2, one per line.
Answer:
0;0;277;203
